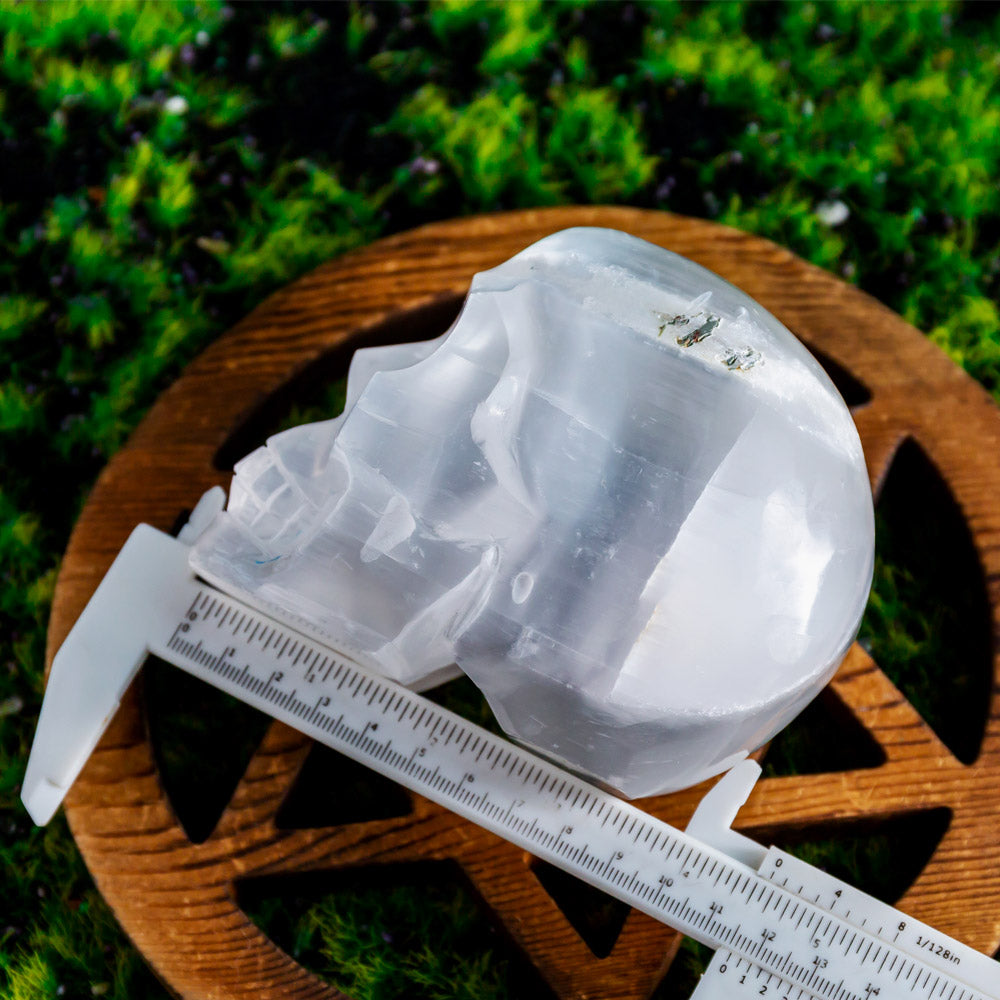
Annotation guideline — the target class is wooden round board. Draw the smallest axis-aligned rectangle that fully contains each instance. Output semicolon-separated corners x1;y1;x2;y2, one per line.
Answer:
48;208;1000;999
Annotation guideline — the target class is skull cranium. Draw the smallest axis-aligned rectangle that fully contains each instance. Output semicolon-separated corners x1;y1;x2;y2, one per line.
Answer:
191;227;874;797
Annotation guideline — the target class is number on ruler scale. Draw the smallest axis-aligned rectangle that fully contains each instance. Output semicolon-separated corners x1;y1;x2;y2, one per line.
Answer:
692;951;815;999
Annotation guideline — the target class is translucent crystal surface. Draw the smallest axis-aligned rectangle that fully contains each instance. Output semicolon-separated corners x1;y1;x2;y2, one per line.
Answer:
191;228;875;797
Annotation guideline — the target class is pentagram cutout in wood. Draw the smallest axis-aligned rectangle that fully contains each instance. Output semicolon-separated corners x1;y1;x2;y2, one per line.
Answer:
47;208;1000;1000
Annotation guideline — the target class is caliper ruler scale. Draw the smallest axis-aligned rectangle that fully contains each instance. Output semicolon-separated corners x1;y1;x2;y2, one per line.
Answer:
23;524;1000;1000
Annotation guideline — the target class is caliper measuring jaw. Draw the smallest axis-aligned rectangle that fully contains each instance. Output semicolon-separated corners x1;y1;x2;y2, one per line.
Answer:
23;487;227;826
23;525;193;825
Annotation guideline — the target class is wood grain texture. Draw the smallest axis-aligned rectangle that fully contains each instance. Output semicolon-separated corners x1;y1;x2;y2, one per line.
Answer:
48;208;1000;999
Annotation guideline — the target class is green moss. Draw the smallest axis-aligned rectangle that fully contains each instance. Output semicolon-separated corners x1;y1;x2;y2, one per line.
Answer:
0;296;47;342
4;2;1000;997
391;85;559;207
930;295;1000;396
244;874;532;1000
476;0;555;76
265;12;330;60
222;160;381;286
547;85;657;200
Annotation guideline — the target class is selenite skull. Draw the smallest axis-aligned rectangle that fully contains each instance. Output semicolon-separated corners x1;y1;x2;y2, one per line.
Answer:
191;227;874;798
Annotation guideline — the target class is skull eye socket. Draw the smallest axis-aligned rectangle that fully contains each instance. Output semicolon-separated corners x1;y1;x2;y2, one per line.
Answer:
212;294;464;473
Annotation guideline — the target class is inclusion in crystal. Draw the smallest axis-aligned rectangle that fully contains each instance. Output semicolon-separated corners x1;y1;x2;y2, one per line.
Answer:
190;227;875;798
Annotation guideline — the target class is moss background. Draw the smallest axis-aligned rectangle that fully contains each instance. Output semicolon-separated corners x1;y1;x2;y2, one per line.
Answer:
2;2;1000;998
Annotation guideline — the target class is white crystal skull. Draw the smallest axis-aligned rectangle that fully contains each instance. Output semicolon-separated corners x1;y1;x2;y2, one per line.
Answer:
191;227;874;798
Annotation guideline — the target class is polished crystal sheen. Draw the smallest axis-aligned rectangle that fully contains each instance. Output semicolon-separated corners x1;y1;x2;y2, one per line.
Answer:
190;228;875;798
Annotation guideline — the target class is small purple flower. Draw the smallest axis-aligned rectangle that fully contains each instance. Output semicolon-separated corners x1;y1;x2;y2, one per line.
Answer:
655;176;676;201
410;156;440;176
